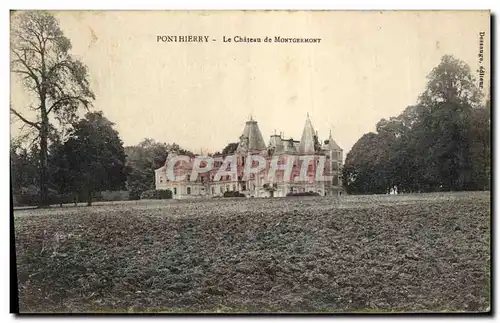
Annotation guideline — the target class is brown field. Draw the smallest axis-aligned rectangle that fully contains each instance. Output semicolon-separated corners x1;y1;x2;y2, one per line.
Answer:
13;192;491;313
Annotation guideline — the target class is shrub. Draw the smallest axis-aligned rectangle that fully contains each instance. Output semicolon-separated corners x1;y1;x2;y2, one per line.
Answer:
286;192;320;197
13;191;75;207
129;190;142;200
223;191;246;198
140;189;172;200
100;190;130;201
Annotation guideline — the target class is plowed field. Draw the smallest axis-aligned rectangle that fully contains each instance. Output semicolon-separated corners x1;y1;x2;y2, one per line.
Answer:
14;192;491;313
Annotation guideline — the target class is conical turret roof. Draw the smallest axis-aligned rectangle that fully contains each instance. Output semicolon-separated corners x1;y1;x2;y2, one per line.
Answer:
325;130;342;151
298;114;317;154
236;117;266;152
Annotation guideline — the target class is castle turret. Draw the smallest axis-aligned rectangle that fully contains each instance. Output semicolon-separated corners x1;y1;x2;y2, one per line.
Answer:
322;129;343;189
236;116;266;152
298;114;317;154
324;130;342;151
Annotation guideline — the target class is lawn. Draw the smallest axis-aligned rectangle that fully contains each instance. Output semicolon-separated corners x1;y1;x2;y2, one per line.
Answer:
13;192;491;313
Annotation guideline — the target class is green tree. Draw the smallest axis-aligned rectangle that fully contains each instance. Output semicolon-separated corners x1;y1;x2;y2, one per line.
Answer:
47;137;77;204
10;11;95;206
343;55;489;194
415;55;483;190
342;132;388;194
125;139;168;199
222;142;239;155
64;111;127;206
125;139;194;199
467;102;491;190
10;138;39;193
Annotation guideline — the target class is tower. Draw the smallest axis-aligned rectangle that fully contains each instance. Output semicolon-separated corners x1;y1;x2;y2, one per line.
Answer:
323;129;343;188
236;116;267;153
298;114;317;154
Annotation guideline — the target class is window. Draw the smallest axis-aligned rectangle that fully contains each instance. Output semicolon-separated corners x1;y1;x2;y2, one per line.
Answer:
220;186;224;193
211;187;215;195
226;185;230;191
160;177;163;183
187;187;191;195
174;188;177;195
187;175;190;181
242;184;246;191
233;184;236;191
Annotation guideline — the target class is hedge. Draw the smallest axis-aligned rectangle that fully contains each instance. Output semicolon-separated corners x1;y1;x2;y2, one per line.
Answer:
286;192;320;197
140;189;172;200
13;192;75;207
223;191;246;198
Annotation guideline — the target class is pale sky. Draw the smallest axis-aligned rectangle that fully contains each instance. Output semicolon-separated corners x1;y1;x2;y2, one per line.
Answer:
10;10;491;155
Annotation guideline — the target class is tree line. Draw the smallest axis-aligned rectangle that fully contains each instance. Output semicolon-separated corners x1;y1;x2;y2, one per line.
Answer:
342;55;490;194
12;111;127;206
10;11;193;206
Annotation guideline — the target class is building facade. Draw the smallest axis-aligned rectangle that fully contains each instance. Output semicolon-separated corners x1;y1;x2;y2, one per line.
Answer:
154;115;343;199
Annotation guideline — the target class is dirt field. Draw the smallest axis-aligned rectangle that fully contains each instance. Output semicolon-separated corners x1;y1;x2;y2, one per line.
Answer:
13;192;491;313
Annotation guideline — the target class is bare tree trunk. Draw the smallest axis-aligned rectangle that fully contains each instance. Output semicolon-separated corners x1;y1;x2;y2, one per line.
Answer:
87;190;92;206
86;175;93;206
39;114;49;207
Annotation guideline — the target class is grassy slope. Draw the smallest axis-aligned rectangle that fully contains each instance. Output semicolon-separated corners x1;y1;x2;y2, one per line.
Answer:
14;192;490;313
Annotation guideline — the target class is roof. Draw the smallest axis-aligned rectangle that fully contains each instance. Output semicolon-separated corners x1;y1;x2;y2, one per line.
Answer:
236;118;267;152
325;131;342;151
297;115;317;154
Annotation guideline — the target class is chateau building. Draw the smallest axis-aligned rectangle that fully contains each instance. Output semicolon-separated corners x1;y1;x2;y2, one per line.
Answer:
154;115;343;199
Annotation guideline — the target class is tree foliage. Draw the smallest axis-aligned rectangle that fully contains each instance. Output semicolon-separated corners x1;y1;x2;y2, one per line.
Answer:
55;112;127;205
125;139;193;199
10;11;95;206
10;139;39;193
343;55;490;194
222;142;239;155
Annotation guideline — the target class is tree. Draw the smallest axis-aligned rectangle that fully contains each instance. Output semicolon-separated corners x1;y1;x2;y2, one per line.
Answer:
467;102;491;190
415;55;483;191
64;112;127;206
222;142;239;155
125;139;168;199
47;137;77;205
343;55;489;194
10;138;39;193
10;11;95;206
342;132;388;194
125;139;194;199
